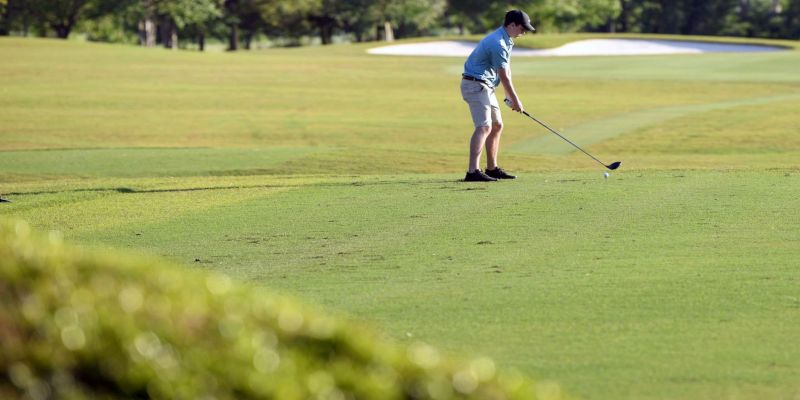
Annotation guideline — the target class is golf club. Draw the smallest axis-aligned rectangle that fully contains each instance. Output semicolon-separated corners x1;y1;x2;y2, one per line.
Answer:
504;98;621;170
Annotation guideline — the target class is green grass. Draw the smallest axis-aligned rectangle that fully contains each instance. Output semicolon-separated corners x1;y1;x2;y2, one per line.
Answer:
2;36;800;399
0;147;328;178
2;221;556;400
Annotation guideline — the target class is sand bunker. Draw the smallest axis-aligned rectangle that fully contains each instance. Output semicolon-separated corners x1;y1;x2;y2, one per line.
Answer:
367;39;785;57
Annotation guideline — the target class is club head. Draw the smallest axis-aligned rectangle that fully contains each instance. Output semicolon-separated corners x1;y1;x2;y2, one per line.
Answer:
606;161;622;170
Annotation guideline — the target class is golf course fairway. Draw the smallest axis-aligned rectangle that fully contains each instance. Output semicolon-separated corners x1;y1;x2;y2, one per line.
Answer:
1;35;799;399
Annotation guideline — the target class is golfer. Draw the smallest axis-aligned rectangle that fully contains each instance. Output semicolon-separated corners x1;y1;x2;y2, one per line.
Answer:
461;10;534;182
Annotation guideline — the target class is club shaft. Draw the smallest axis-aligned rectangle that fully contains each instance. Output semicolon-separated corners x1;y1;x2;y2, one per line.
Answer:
522;111;608;168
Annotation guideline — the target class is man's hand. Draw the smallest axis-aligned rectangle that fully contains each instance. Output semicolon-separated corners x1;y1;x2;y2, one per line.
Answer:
504;97;525;113
511;97;524;113
499;67;523;113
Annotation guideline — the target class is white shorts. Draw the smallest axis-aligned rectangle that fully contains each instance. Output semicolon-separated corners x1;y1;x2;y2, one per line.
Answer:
460;79;502;128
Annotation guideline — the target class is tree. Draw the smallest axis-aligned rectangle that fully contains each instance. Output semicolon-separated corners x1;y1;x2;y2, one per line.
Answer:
170;0;227;50
305;0;383;44
5;0;799;45
256;0;317;46
446;0;514;35
0;0;9;35
79;0;141;44
446;0;512;35
223;0;241;50
1;0;40;36
616;0;631;31
390;0;446;38
94;0;221;49
222;0;312;50
306;0;340;44
18;0;90;38
336;0;380;42
157;0;221;49
138;0;157;46
681;0;712;35
372;0;445;40
539;0;620;32
786;0;800;38
235;0;267;49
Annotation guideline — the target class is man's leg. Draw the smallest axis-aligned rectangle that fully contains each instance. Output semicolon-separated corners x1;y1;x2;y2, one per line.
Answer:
483;106;516;179
485;121;503;170
461;80;493;173
468;125;492;172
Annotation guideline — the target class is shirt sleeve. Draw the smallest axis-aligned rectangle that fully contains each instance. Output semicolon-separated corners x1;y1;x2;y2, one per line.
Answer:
491;41;511;71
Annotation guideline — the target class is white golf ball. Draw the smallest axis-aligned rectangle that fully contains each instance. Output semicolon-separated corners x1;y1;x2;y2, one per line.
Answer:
603;172;610;179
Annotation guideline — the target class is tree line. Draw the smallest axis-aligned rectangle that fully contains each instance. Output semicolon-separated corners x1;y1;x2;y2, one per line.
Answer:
1;0;798;50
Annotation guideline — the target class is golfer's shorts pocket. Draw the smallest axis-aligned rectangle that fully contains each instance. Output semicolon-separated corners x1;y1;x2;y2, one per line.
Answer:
461;81;483;95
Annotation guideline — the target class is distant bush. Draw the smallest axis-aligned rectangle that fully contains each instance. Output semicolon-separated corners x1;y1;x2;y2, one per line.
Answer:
0;221;565;400
79;15;139;45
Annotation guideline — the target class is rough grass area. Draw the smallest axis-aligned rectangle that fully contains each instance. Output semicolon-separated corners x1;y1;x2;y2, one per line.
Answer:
0;221;564;400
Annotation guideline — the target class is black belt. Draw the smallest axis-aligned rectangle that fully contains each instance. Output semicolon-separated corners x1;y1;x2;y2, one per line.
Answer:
462;75;486;84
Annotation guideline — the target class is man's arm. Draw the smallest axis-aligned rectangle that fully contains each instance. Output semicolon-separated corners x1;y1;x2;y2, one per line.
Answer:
498;67;524;113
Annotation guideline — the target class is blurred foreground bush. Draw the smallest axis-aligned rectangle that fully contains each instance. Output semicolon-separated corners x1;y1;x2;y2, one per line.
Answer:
0;221;565;400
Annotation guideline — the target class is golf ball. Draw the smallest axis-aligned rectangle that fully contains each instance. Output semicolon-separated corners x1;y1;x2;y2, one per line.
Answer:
603;172;610;179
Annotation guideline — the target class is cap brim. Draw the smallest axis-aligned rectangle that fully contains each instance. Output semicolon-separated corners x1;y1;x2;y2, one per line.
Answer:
524;23;536;32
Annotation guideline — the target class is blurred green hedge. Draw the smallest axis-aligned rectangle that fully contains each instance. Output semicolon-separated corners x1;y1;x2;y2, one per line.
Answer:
0;221;565;400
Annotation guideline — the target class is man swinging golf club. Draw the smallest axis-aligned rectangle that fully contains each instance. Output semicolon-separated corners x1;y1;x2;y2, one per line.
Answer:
461;9;534;182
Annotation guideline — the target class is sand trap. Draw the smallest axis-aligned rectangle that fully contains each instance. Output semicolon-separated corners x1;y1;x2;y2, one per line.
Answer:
367;39;785;57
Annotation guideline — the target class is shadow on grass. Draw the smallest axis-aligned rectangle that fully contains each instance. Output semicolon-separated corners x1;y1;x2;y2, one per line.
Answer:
5;179;470;198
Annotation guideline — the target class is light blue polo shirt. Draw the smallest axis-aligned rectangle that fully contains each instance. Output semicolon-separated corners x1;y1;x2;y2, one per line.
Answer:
462;26;514;89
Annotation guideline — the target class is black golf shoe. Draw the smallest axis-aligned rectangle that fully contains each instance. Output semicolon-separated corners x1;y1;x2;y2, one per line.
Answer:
485;167;516;179
464;169;497;182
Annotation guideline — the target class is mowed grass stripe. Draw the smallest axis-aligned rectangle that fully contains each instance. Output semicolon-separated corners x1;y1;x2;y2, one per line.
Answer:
0;147;330;178
510;92;800;155
1;176;330;238
10;188;277;238
78;175;479;277
596;98;800;155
